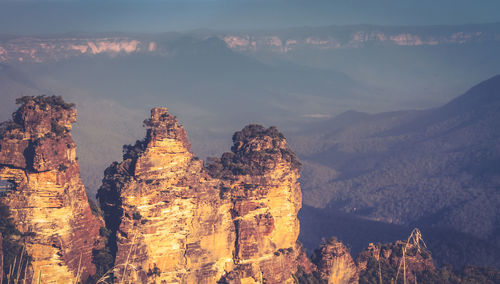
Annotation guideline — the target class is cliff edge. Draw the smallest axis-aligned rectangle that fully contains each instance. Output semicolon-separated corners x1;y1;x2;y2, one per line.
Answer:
97;109;307;283
0;96;103;282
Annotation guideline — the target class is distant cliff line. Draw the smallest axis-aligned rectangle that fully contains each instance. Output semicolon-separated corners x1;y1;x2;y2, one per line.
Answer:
1;23;500;63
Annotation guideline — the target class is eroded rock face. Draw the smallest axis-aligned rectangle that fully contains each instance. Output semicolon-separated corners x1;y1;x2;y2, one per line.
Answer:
212;124;303;284
98;108;236;283
0;96;103;282
98;111;305;283
314;238;359;284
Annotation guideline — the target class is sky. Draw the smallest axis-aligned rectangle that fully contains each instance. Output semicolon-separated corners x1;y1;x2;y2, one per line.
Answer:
1;0;500;34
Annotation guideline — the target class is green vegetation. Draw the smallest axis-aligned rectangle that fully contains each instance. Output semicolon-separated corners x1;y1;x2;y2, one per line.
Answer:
292;266;326;284
122;140;147;163
95;161;129;283
295;91;500;268
207;124;301;179
15;95;75;110
0;203;30;281
88;196;104;218
89;227;114;283
51;121;69;136
395;229;427;284
231;124;284;145
147;266;161;277
410;265;500;284
459;266;500;284
1;96;75;139
58;163;69;172
357;228;500;284
91;246;115;283
94;138;148;283
0;121;22;139
132;212;142;220
359;256;398;284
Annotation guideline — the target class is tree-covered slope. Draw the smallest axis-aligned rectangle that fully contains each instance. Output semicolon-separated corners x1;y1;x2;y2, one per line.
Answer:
293;75;500;267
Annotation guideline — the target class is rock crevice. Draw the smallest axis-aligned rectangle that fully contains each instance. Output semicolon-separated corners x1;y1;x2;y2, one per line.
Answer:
98;111;305;283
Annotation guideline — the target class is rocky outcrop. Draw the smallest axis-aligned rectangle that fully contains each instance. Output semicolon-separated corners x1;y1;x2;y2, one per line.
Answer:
357;241;435;283
0;96;103;282
211;124;302;284
98;108;236;283
1;96;497;283
98;110;305;283
314;238;359;284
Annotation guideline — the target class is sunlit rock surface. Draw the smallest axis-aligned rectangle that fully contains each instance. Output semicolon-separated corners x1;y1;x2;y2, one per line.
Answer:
213;124;303;284
98;110;306;283
314;238;359;284
0;96;103;283
98;108;235;283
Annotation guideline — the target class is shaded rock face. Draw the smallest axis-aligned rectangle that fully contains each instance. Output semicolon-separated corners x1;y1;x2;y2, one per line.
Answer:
0;96;103;282
313;238;359;284
98;112;304;283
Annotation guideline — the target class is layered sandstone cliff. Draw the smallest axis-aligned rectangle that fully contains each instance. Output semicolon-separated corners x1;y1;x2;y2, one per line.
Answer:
209;124;303;284
97;109;305;283
0;96;103;282
98;108;235;283
314;238;359;284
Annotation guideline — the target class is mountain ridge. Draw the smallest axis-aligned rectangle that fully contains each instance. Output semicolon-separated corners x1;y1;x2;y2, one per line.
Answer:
1;23;500;63
293;75;500;268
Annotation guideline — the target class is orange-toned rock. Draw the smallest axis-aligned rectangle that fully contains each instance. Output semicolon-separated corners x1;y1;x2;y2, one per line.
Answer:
98;112;306;283
98;108;235;283
314;238;359;284
0;96;103;282
212;124;303;284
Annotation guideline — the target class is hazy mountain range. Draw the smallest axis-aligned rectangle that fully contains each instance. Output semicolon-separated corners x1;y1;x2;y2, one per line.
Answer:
0;23;499;270
295;75;500;268
2;23;500;63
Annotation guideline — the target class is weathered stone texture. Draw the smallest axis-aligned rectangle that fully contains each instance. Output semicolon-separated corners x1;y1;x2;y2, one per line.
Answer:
315;238;359;284
219;124;303;284
0;96;102;283
98;112;305;283
99;108;235;283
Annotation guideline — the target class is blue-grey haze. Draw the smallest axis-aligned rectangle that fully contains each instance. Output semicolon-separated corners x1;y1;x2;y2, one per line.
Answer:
0;0;500;34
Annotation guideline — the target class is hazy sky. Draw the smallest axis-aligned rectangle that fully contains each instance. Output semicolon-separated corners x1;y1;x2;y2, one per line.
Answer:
1;0;500;34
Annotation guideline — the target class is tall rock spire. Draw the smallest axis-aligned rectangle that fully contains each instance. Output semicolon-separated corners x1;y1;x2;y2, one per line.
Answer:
212;124;303;283
98;108;236;283
98;111;306;283
0;96;103;282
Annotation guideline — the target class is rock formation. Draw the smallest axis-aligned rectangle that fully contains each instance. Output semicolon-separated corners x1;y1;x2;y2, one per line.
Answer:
1;96;498;284
357;240;435;283
0;96;103;282
211;124;303;283
98;110;305;283
98;108;235;283
314;238;359;284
